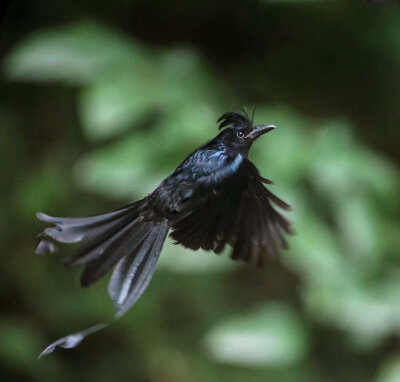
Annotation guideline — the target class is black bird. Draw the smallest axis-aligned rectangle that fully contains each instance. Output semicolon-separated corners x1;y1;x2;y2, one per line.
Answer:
35;110;292;357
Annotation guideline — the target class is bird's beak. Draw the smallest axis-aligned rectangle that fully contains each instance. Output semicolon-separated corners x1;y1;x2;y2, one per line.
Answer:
247;124;276;140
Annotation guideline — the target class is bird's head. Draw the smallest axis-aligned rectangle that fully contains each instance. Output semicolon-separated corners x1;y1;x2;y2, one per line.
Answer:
216;110;276;155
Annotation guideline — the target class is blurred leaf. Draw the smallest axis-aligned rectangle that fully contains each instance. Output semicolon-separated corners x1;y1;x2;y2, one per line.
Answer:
16;160;71;219
283;192;345;286
205;304;308;367
0;317;41;369
79;47;220;140
79;70;158;140
252;107;314;184
306;270;400;349
74;104;218;197
158;240;235;274
150;102;218;155
335;196;381;262
377;356;400;382
74;130;165;198
4;21;144;84
310;121;399;200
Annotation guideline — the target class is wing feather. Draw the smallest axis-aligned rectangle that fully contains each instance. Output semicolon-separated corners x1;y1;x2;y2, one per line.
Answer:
170;159;292;264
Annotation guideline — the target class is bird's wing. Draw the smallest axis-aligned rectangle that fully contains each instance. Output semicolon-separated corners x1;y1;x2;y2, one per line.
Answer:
169;159;292;265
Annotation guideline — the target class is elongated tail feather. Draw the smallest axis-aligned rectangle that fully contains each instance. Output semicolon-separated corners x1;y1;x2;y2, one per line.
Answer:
110;222;168;314
35;201;169;357
35;203;139;248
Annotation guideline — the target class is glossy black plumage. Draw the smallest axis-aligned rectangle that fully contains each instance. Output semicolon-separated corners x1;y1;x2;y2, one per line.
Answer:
35;110;292;357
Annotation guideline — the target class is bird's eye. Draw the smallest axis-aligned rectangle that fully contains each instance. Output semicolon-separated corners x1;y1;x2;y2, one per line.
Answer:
237;131;244;138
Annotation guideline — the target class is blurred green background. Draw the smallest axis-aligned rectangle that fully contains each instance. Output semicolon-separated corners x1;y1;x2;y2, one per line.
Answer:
1;0;400;381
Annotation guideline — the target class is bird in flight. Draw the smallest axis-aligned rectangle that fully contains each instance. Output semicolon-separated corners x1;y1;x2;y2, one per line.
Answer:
35;110;292;357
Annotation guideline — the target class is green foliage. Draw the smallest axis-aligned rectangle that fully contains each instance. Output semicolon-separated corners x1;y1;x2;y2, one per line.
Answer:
377;357;400;382
3;22;141;85
1;4;400;382
205;304;308;366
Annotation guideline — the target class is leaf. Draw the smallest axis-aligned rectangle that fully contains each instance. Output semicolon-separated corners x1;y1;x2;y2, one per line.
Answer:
205;304;308;367
310;120;399;200
4;21;144;84
79;47;220;140
0;317;41;368
158;239;235;274
79;69;159;140
377;356;400;382
74;131;163;199
251;107;314;184
74;104;218;197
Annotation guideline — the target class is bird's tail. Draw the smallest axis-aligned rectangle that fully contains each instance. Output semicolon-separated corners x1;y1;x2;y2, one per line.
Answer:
35;199;169;357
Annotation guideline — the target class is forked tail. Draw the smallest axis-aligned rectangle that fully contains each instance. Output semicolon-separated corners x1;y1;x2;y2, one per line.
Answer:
35;200;169;357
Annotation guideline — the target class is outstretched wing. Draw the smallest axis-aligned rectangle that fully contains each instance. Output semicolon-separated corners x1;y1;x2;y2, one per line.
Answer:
169;159;292;266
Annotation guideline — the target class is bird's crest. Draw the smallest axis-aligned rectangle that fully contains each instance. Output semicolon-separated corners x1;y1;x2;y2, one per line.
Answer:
217;109;256;131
